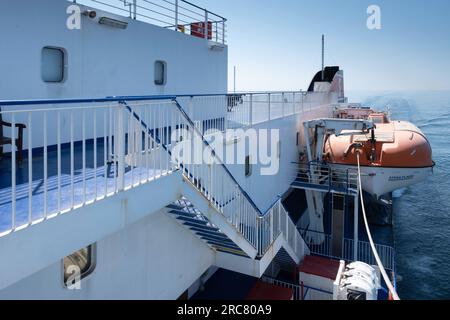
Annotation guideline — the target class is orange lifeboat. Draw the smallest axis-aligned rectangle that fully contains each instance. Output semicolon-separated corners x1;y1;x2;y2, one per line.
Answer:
324;108;434;197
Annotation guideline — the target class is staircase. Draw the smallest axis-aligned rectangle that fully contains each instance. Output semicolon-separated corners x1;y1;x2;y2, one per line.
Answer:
124;98;310;277
167;199;248;257
0;94;310;284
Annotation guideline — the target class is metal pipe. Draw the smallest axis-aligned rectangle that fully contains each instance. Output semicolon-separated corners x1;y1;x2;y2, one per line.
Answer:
174;0;179;30
321;34;325;81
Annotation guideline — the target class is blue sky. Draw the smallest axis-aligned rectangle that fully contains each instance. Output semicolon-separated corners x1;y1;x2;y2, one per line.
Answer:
192;0;450;92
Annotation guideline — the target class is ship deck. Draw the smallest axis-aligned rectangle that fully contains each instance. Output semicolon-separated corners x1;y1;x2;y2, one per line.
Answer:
0;142;168;234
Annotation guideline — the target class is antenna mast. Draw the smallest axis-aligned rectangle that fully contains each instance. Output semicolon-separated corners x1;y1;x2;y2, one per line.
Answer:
321;34;325;81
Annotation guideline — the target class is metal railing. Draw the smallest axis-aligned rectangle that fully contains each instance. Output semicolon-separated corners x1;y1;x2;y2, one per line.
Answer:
72;0;227;44
257;199;306;257
0;97;178;235
171;100;305;258
290;161;358;195
0;94;310;263
261;276;333;300
299;229;396;271
225;92;336;129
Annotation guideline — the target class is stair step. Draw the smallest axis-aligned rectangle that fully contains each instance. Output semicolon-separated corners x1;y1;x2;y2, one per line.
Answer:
198;234;236;246
188;226;226;238
181;221;220;233
204;239;243;251
169;209;198;218
193;230;230;242
215;247;249;257
166;204;184;211
175;216;210;226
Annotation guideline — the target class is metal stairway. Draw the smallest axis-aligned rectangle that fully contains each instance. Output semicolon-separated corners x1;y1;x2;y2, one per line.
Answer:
166;199;248;257
116;97;310;277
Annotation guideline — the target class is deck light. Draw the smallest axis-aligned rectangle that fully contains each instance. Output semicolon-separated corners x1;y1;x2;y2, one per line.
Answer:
98;17;128;29
82;10;97;19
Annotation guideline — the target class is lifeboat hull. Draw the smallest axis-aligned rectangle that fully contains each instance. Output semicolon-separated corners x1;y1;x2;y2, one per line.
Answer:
324;119;434;197
331;163;434;198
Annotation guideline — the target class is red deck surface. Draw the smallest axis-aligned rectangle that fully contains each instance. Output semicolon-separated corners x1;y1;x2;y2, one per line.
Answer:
299;255;341;280
246;281;293;300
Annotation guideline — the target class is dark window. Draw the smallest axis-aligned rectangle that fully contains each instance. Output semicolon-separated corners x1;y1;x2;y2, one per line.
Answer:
63;245;96;286
245;155;252;177
154;60;166;85
42;47;65;82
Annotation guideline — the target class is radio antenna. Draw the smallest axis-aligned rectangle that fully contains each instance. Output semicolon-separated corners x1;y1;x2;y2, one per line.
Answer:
321;34;325;81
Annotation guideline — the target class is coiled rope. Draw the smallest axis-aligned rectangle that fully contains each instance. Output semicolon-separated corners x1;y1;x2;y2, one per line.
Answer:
356;151;400;301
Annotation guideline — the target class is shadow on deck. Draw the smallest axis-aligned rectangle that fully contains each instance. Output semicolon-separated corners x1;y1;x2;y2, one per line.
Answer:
0;141;168;234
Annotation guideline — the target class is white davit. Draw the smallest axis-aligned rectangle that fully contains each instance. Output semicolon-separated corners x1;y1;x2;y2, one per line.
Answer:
333;260;381;300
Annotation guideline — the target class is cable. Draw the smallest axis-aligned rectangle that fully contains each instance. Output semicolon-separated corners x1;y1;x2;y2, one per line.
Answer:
356;151;400;301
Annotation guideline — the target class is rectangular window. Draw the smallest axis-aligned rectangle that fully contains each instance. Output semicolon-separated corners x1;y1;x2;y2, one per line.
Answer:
154;60;166;85
245;155;252;177
63;245;96;287
42;47;65;82
296;132;300;146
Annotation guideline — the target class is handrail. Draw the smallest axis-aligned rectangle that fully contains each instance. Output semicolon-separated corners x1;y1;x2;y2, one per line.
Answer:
1;93;309;261
0;91;307;107
72;0;227;44
180;0;226;20
0;96;177;107
172;99;264;216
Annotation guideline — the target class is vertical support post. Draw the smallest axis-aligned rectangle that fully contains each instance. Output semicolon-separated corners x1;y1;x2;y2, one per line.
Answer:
132;0;137;20
117;103;126;191
282;92;285;117
256;217;260;256
321;34;325;81
268;93;271;121
294;229;298;255
174;0;179;31
301;281;304;300
215;22;218;42
285;205;289;240
28;112;32;224
204;10;208;40
249;94;253;126
222;20;225;44
11;113;16;230
354;194;359;261
269;209;274;243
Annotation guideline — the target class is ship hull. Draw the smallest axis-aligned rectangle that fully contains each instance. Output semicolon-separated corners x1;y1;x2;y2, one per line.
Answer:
331;163;434;198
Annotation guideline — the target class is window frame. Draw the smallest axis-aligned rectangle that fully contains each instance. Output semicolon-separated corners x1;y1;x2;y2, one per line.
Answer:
41;46;66;83
245;155;252;177
154;60;167;86
62;244;96;288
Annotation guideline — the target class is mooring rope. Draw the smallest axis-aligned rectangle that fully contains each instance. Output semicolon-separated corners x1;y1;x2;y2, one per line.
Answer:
356;151;400;301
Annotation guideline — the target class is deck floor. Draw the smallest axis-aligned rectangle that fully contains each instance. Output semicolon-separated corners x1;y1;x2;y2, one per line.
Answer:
0;142;168;234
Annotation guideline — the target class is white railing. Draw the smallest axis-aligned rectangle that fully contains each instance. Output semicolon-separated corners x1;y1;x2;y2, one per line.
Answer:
171;101;306;258
257;200;305;258
0;99;177;235
226;91;336;129
300;229;396;271
290;161;359;195
1;94;310;264
72;0;227;44
172;91;336;133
